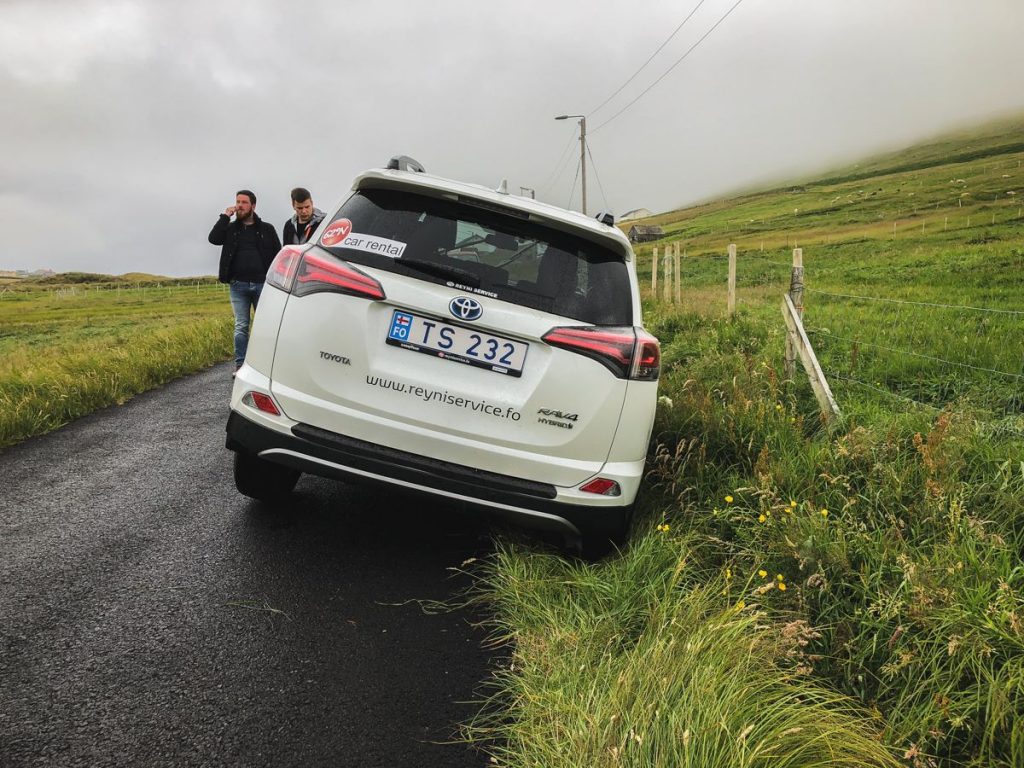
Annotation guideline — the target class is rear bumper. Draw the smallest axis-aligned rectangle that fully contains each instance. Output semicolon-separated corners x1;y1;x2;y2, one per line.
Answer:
225;410;631;540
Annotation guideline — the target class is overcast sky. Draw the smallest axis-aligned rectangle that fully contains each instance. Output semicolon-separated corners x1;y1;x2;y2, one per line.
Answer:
2;0;1023;276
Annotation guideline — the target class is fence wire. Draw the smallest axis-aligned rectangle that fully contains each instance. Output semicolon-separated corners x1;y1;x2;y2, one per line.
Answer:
823;370;941;412
805;288;1024;316
806;328;1024;381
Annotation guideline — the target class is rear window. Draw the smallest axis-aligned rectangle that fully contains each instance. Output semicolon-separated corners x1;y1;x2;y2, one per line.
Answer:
317;188;632;325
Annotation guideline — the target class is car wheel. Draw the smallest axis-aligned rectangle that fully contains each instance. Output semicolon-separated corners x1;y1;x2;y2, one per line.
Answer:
233;451;300;502
576;505;634;561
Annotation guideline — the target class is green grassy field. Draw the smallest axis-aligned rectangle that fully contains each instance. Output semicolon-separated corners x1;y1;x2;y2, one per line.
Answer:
472;118;1024;767
0;281;231;447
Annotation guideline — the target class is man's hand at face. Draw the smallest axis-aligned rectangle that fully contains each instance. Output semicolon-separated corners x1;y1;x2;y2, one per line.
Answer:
224;206;237;217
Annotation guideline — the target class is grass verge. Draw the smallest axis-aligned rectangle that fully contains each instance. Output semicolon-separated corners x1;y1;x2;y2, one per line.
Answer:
0;285;231;448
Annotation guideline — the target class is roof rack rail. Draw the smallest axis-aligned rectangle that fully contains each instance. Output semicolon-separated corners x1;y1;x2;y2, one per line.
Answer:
386;155;425;173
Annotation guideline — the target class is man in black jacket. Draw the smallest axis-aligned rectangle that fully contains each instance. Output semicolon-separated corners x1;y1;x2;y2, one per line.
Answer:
282;187;326;245
208;190;281;374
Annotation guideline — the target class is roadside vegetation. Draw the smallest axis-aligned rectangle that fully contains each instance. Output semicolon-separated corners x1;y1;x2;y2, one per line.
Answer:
471;116;1024;767
0;280;230;447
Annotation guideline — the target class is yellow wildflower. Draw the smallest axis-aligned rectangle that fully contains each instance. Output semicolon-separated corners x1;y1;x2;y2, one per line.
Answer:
725;495;734;504
821;509;829;518
789;500;797;509
778;582;787;592
758;513;767;523
758;569;768;578
776;574;784;582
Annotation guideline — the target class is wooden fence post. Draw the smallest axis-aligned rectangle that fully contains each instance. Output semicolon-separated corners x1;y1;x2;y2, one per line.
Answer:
790;247;804;314
782;294;841;426
663;251;673;303
651;246;658;296
673;241;681;305
785;247;804;380
727;244;737;315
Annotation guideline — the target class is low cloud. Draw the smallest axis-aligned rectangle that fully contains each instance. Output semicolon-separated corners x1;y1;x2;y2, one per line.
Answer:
1;0;1023;275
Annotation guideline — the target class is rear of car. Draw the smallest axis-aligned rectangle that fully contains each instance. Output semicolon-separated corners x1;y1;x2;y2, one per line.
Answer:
226;161;659;555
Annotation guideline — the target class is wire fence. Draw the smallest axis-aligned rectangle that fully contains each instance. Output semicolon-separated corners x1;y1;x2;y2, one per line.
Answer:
805;287;1024;419
641;241;1024;424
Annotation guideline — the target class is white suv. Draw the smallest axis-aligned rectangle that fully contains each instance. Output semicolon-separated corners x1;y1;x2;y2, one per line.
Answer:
226;156;660;556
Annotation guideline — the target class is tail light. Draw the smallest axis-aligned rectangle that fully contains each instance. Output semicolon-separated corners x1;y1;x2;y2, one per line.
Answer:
265;246;385;300
241;391;281;416
541;326;660;381
580;477;621;496
631;329;660;381
265;245;303;292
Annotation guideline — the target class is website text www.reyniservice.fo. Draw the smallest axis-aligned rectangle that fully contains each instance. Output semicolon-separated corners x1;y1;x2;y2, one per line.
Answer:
366;375;521;420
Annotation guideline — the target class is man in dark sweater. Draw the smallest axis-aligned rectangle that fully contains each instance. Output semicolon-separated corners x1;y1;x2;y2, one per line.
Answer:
208;190;282;374
282;187;326;245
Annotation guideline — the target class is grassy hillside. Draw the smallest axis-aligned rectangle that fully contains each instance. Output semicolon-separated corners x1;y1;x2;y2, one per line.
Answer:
627;114;1023;423
475;117;1024;767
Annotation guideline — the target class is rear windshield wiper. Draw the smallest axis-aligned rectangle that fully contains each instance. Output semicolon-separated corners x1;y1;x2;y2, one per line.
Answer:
398;257;481;287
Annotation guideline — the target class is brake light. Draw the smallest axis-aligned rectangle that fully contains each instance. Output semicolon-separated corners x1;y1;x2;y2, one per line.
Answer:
267;247;386;300
266;245;304;292
631;329;660;381
541;326;660;380
580;478;621;496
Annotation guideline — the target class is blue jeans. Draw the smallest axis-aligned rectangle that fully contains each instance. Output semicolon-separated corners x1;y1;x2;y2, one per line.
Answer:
229;281;264;368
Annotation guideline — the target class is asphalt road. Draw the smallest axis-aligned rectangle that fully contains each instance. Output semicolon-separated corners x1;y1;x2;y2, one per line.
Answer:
0;363;498;768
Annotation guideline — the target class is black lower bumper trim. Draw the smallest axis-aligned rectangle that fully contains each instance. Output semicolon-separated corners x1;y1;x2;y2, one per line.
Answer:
225;410;630;539
292;422;557;499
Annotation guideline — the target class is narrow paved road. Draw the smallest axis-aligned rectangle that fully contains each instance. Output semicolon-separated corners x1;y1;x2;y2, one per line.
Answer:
0;363;496;768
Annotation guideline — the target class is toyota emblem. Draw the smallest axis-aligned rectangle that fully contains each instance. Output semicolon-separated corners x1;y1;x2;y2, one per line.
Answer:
449;296;483;321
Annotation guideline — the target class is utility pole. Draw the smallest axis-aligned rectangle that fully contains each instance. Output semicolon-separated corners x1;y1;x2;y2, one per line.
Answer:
555;114;587;215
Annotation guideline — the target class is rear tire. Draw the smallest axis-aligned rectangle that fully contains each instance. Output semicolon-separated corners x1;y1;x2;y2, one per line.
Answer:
576;505;635;561
233;451;300;502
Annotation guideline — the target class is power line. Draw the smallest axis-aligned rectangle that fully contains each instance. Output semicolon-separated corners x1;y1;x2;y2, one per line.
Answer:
567;157;582;210
584;140;610;211
539;127;579;197
588;0;710;118
591;0;748;135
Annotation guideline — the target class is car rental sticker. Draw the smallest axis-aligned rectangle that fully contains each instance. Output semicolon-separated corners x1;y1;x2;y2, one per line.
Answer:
320;218;407;258
320;218;352;246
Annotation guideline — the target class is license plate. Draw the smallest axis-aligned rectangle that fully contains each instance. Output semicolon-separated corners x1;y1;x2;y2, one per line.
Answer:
386;310;528;376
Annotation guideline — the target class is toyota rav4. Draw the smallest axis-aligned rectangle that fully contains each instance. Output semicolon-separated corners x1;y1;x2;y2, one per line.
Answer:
225;156;660;556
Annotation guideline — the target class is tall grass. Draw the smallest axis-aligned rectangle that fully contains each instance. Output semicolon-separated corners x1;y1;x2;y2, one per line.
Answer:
0;284;231;447
641;303;1024;765
468;535;901;768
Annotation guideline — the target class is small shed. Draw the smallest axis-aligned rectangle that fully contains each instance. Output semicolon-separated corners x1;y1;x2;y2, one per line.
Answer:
627;225;665;243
